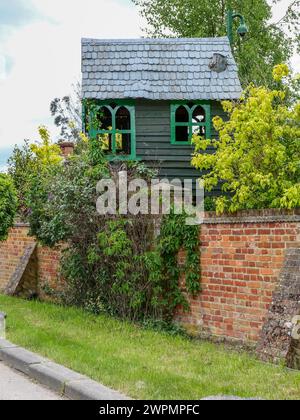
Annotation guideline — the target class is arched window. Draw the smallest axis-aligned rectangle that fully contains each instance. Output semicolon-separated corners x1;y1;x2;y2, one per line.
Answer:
88;102;135;159
171;102;211;144
116;107;131;130
192;106;206;124
98;106;113;130
175;105;189;142
116;107;131;154
176;106;189;123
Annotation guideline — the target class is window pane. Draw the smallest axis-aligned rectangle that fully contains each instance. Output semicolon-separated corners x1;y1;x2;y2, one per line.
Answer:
175;106;189;123
116;133;131;155
176;126;189;142
98;106;112;130
192;106;206;123
98;133;112;153
192;126;206;137
116;106;131;130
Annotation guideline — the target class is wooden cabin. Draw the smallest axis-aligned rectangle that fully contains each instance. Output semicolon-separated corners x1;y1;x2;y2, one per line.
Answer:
81;37;242;184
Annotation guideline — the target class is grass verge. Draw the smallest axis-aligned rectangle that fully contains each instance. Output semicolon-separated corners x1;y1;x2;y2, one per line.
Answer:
0;295;299;400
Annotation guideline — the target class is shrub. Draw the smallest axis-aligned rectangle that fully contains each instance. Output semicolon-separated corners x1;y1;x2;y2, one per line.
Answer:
28;138;201;322
0;174;17;241
8;126;63;220
192;65;300;214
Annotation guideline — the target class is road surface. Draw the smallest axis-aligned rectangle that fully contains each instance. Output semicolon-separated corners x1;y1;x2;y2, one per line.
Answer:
0;362;65;400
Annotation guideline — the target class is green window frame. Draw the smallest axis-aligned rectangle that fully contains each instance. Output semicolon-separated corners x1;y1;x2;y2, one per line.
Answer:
171;101;211;145
88;100;136;161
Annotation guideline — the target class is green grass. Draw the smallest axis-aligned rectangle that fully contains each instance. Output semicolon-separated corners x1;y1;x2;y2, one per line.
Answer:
0;295;300;400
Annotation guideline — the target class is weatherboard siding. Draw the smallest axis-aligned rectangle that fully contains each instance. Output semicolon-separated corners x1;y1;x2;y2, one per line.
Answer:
135;100;225;184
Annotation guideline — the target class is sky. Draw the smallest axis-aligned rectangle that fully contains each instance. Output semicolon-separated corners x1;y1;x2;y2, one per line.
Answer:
0;0;299;159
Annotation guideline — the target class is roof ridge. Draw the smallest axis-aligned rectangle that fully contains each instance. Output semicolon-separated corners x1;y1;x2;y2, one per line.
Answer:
82;37;229;45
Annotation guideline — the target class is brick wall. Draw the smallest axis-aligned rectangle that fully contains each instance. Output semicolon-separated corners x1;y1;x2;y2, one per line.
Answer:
0;209;299;347
36;245;62;297
0;224;62;297
0;224;35;292
257;248;300;366
176;209;300;345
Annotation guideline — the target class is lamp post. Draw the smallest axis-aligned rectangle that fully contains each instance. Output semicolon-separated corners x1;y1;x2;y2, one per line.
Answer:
227;9;248;45
0;312;6;339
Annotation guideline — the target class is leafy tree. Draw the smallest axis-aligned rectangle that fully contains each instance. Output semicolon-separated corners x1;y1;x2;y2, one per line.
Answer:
8;126;63;219
8;140;36;219
0;174;17;241
50;82;82;142
133;0;300;87
30;126;63;168
191;64;300;213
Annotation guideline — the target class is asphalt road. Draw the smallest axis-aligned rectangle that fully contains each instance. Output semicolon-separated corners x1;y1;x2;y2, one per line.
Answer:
0;362;65;400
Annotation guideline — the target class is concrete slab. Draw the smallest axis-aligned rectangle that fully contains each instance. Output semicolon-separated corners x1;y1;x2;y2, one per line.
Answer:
0;339;18;350
0;347;46;374
65;378;130;401
0;362;65;400
29;362;85;394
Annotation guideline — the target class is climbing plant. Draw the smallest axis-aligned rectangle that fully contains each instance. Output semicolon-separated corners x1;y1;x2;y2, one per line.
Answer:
158;211;201;321
27;136;201;323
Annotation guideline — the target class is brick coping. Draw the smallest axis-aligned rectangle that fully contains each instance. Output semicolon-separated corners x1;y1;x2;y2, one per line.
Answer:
14;209;300;228
200;209;300;225
14;223;30;228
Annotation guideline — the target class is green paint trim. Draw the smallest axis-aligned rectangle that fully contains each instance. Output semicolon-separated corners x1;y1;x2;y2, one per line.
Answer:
82;102;86;133
171;102;211;145
87;100;136;160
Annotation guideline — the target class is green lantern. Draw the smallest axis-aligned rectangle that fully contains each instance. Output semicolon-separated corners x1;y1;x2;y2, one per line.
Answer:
227;9;249;45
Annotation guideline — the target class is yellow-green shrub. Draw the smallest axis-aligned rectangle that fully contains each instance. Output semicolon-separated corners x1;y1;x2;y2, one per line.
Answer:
192;65;300;213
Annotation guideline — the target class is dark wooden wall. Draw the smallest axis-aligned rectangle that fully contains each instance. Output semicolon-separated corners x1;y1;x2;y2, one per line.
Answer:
135;100;225;189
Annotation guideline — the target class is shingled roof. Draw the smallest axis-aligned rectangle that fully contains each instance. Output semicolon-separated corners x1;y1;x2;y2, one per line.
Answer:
82;37;242;101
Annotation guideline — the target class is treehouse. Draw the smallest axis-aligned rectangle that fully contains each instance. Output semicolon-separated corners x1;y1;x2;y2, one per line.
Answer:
81;37;242;184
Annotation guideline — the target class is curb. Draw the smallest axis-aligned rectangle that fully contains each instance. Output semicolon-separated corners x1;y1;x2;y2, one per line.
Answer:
0;339;130;400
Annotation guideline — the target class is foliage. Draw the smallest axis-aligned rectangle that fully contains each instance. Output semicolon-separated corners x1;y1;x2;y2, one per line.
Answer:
30;126;63;168
158;211;201;319
133;0;300;88
192;65;300;213
8;127;63;219
8;141;36;219
50;82;82;142
204;196;217;212
0;174;17;241
3;295;300;400
27;136;105;244
82;99;108;133
273;63;290;82
28;137;201;322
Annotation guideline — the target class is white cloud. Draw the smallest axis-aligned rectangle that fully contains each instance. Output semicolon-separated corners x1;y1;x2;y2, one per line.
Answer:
0;0;41;27
0;55;6;80
0;0;143;148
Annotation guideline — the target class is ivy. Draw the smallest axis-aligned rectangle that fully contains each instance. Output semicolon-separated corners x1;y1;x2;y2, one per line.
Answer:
158;211;201;319
82;99;104;132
